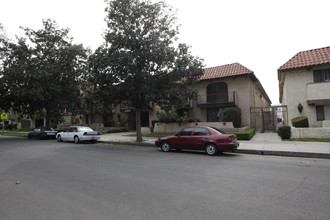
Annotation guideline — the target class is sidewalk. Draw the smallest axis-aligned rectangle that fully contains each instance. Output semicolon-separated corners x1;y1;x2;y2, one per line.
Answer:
100;132;330;159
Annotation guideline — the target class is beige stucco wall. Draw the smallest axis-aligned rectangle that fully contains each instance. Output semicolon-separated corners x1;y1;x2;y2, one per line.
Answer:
147;75;271;128
153;122;235;133
148;105;162;126
190;77;253;125
291;127;330;138
280;67;330;127
190;76;270;127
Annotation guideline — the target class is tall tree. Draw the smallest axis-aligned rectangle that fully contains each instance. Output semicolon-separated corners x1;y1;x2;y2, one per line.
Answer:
82;46;119;124
0;19;86;126
104;0;204;142
0;23;7;61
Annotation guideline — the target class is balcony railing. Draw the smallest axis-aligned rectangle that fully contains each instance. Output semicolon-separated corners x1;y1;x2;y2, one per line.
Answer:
197;91;237;108
307;82;330;105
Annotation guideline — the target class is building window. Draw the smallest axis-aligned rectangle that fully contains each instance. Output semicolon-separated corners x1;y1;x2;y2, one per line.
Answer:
207;82;228;103
313;69;330;82
316;106;330;121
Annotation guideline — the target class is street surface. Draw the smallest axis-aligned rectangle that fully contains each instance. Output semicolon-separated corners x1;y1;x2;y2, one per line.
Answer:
1;136;330;220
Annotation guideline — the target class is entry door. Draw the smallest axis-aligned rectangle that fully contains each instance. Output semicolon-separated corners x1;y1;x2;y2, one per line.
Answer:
263;111;275;131
141;111;150;127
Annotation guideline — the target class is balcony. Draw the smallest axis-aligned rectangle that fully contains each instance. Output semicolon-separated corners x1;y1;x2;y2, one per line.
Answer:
197;91;237;108
307;82;330;105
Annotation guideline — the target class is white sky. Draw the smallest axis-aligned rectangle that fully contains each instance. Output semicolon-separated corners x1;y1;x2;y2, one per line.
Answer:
1;0;330;105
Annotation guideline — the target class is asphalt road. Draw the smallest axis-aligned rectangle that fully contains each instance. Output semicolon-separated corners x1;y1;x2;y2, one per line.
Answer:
1;136;330;220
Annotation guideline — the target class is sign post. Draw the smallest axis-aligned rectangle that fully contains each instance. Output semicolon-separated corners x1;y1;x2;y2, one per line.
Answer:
1;113;8;134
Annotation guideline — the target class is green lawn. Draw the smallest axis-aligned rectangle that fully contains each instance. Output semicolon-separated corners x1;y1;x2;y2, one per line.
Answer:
287;138;330;142
1;131;28;136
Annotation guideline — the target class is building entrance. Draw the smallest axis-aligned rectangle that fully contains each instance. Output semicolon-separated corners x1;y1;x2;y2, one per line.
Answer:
250;105;288;132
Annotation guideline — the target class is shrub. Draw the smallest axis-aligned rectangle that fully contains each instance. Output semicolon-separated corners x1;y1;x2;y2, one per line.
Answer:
291;116;309;128
107;128;128;133
157;107;179;123
222;107;241;128
278;126;291;139
229;128;255;140
157;106;199;124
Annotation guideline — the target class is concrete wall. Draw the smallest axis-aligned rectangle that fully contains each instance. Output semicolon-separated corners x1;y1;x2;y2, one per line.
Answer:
323;120;330;127
153;122;235;133
291;127;330;139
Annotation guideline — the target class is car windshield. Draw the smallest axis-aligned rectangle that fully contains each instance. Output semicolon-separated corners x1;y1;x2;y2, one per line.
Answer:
35;127;53;131
209;127;224;134
42;127;53;131
78;127;94;132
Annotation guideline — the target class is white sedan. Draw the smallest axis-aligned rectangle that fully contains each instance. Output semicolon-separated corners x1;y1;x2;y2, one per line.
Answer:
56;126;100;143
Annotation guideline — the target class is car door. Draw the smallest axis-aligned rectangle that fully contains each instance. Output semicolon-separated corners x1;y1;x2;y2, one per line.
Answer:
190;128;211;150
61;128;70;141
171;128;194;149
63;127;75;141
32;128;40;138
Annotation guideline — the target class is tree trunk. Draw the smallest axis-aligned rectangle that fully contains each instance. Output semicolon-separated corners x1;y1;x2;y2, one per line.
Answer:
45;109;51;127
135;109;143;142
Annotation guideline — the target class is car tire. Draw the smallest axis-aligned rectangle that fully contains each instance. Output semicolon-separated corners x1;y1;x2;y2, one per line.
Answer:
160;141;171;152
57;135;62;142
28;134;32;139
91;140;97;144
205;143;218;156
74;136;80;144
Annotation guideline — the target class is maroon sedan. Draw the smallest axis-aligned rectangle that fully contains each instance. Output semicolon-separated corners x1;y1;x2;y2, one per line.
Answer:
155;126;239;156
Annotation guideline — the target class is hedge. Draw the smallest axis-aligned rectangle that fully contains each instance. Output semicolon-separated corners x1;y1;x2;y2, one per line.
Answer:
107;128;128;133
228;128;256;140
222;107;241;128
291;116;309;128
277;126;291;139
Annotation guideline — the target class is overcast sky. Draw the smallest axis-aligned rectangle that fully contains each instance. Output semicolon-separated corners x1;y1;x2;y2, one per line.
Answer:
1;0;330;105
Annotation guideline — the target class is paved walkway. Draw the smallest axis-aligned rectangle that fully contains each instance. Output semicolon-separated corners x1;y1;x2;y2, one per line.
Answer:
100;132;330;159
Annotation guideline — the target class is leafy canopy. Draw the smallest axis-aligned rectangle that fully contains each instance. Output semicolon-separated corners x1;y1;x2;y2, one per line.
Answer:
103;0;204;141
105;0;204;108
0;19;86;126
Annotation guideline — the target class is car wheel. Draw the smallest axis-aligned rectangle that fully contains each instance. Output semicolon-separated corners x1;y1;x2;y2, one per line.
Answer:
160;141;171;152
74;136;80;144
91;140;97;144
205;143;218;156
57;135;62;142
28;134;32;139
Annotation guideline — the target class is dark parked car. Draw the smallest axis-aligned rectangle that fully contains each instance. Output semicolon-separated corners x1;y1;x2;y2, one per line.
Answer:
155;126;239;156
28;127;57;139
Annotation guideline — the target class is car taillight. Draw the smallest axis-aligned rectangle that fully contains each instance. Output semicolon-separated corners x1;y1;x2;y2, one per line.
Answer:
226;136;233;142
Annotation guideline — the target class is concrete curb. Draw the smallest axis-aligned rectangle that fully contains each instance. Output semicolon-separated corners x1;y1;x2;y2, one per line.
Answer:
235;149;330;159
99;140;155;147
2;135;329;160
99;140;330;159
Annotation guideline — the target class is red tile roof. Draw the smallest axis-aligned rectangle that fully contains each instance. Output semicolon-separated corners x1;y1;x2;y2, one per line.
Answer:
278;46;330;71
201;62;253;80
